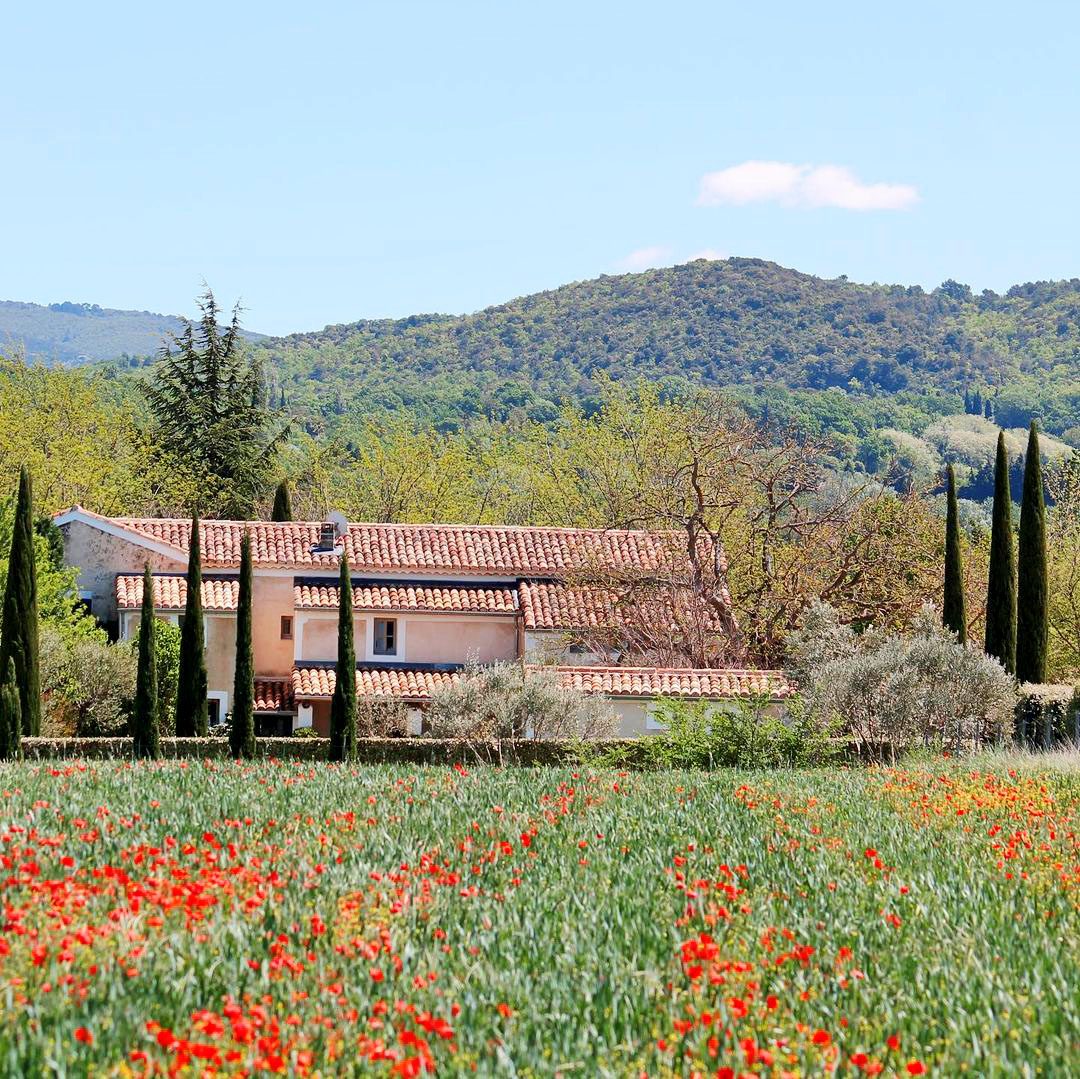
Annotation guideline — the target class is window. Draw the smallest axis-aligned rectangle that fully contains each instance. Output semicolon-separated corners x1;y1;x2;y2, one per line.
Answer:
280;615;293;640
374;618;397;656
207;698;222;726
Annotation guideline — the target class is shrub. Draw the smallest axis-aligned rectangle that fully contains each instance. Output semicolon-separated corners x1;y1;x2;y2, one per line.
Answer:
587;695;839;771
39;626;136;737
787;600;1015;761
426;663;617;749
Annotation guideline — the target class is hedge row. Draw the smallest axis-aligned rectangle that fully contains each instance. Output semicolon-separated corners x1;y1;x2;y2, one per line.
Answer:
18;737;650;766
1014;684;1080;749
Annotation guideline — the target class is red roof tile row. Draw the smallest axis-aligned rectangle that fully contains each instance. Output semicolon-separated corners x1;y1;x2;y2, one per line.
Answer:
107;516;686;575
115;574;239;612
295;581;517;614
292;665;461;701
254;679;293;712
290;663;791;703
543;666;793;699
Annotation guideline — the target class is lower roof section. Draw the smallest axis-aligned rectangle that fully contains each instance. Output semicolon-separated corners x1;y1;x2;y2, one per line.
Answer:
543;665;793;700
290;662;792;704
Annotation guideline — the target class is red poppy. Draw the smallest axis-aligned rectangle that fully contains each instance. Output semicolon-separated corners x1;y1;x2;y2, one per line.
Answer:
74;1027;93;1045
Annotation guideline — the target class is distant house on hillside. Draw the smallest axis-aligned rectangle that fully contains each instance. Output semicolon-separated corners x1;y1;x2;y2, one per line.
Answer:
53;507;791;738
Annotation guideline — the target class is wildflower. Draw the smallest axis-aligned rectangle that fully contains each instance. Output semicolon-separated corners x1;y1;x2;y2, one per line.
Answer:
906;1062;927;1075
74;1027;93;1044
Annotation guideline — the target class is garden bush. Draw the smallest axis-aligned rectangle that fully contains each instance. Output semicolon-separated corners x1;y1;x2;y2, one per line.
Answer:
426;662;617;748
788;601;1015;761
1014;683;1078;748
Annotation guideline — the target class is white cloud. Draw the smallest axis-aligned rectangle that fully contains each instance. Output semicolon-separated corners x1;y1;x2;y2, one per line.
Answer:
687;248;727;262
616;245;674;271
697;160;918;211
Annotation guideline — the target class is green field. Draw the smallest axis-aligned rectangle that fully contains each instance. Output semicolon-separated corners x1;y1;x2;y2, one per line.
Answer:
0;756;1076;1076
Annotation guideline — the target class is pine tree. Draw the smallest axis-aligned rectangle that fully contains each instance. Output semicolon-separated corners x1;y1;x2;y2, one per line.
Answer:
174;515;208;737
271;480;293;522
131;565;160;759
0;466;40;736
942;464;967;643
329;556;357;762
984;432;1017;673
230;532;256;759
0;659;21;761
1016;422;1048;684
145;289;288;518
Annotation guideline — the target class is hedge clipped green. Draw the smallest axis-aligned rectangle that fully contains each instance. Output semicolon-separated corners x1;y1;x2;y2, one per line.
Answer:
1014;684;1076;749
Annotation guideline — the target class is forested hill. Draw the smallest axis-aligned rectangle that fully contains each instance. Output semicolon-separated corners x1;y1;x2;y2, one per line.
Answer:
255;258;1080;430
0;300;264;365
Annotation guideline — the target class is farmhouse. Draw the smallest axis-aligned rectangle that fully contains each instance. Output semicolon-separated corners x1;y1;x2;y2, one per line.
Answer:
54;507;791;737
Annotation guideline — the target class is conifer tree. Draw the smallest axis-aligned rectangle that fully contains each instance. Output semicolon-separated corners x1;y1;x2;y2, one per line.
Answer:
0;660;21;761
973;389;983;416
984;398;993;420
329;556;357;762
174;515;208;737
0;466;40;735
131;565;160;759
942;464;967;643
271;480;293;522
963;389;972;415
984;432;1017;673
1016;422;1048;684
230;532;256;759
145;289;288;518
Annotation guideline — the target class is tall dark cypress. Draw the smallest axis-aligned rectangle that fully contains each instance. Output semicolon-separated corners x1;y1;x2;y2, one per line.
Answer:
329;556;357;762
942;464;967;643
0;466;41;735
174;515;208;737
1016;422;1048;684
984;432;1017;674
0;659;21;761
230;531;256;759
271;480;293;522
131;565;160;759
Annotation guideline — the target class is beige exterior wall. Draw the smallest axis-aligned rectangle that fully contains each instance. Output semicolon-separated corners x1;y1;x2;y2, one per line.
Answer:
523;630;610;666
252;576;295;676
298;615;367;662
60;520;185;626
206;615;237;699
404;617;517;664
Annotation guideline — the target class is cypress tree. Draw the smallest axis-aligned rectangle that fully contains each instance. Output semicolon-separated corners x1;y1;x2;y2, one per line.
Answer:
0;466;41;735
942;464;967;643
271;480;293;522
230;531;256;759
984;432;1017;673
963;389;972;415
1016;422;1048;684
329;556;357;762
131;565;160;759
174;515;208;737
0;659;21;761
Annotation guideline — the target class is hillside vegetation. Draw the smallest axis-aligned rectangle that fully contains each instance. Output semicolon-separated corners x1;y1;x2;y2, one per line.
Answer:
0;300;263;365
251;258;1080;435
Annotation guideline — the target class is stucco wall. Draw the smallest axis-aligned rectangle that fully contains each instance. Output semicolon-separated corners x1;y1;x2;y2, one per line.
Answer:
405;618;517;664
60;520;185;627
252;576;295;676
206;615;236;697
298;615;367;662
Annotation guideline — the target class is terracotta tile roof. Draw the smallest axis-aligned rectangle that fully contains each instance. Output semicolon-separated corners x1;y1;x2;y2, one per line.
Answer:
294;580;518;614
543;665;794;700
518;579;730;632
103;516;689;575
292;664;463;701
254;679;294;712
115;574;239;612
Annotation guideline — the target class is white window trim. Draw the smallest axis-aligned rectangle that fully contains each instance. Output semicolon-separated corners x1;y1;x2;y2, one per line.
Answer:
367;616;404;661
207;691;229;726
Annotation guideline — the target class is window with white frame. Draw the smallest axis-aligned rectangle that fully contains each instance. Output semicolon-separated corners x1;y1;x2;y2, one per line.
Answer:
373;617;398;656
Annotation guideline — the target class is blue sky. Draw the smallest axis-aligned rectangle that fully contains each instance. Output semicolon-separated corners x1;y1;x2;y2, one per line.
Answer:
3;1;1078;335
